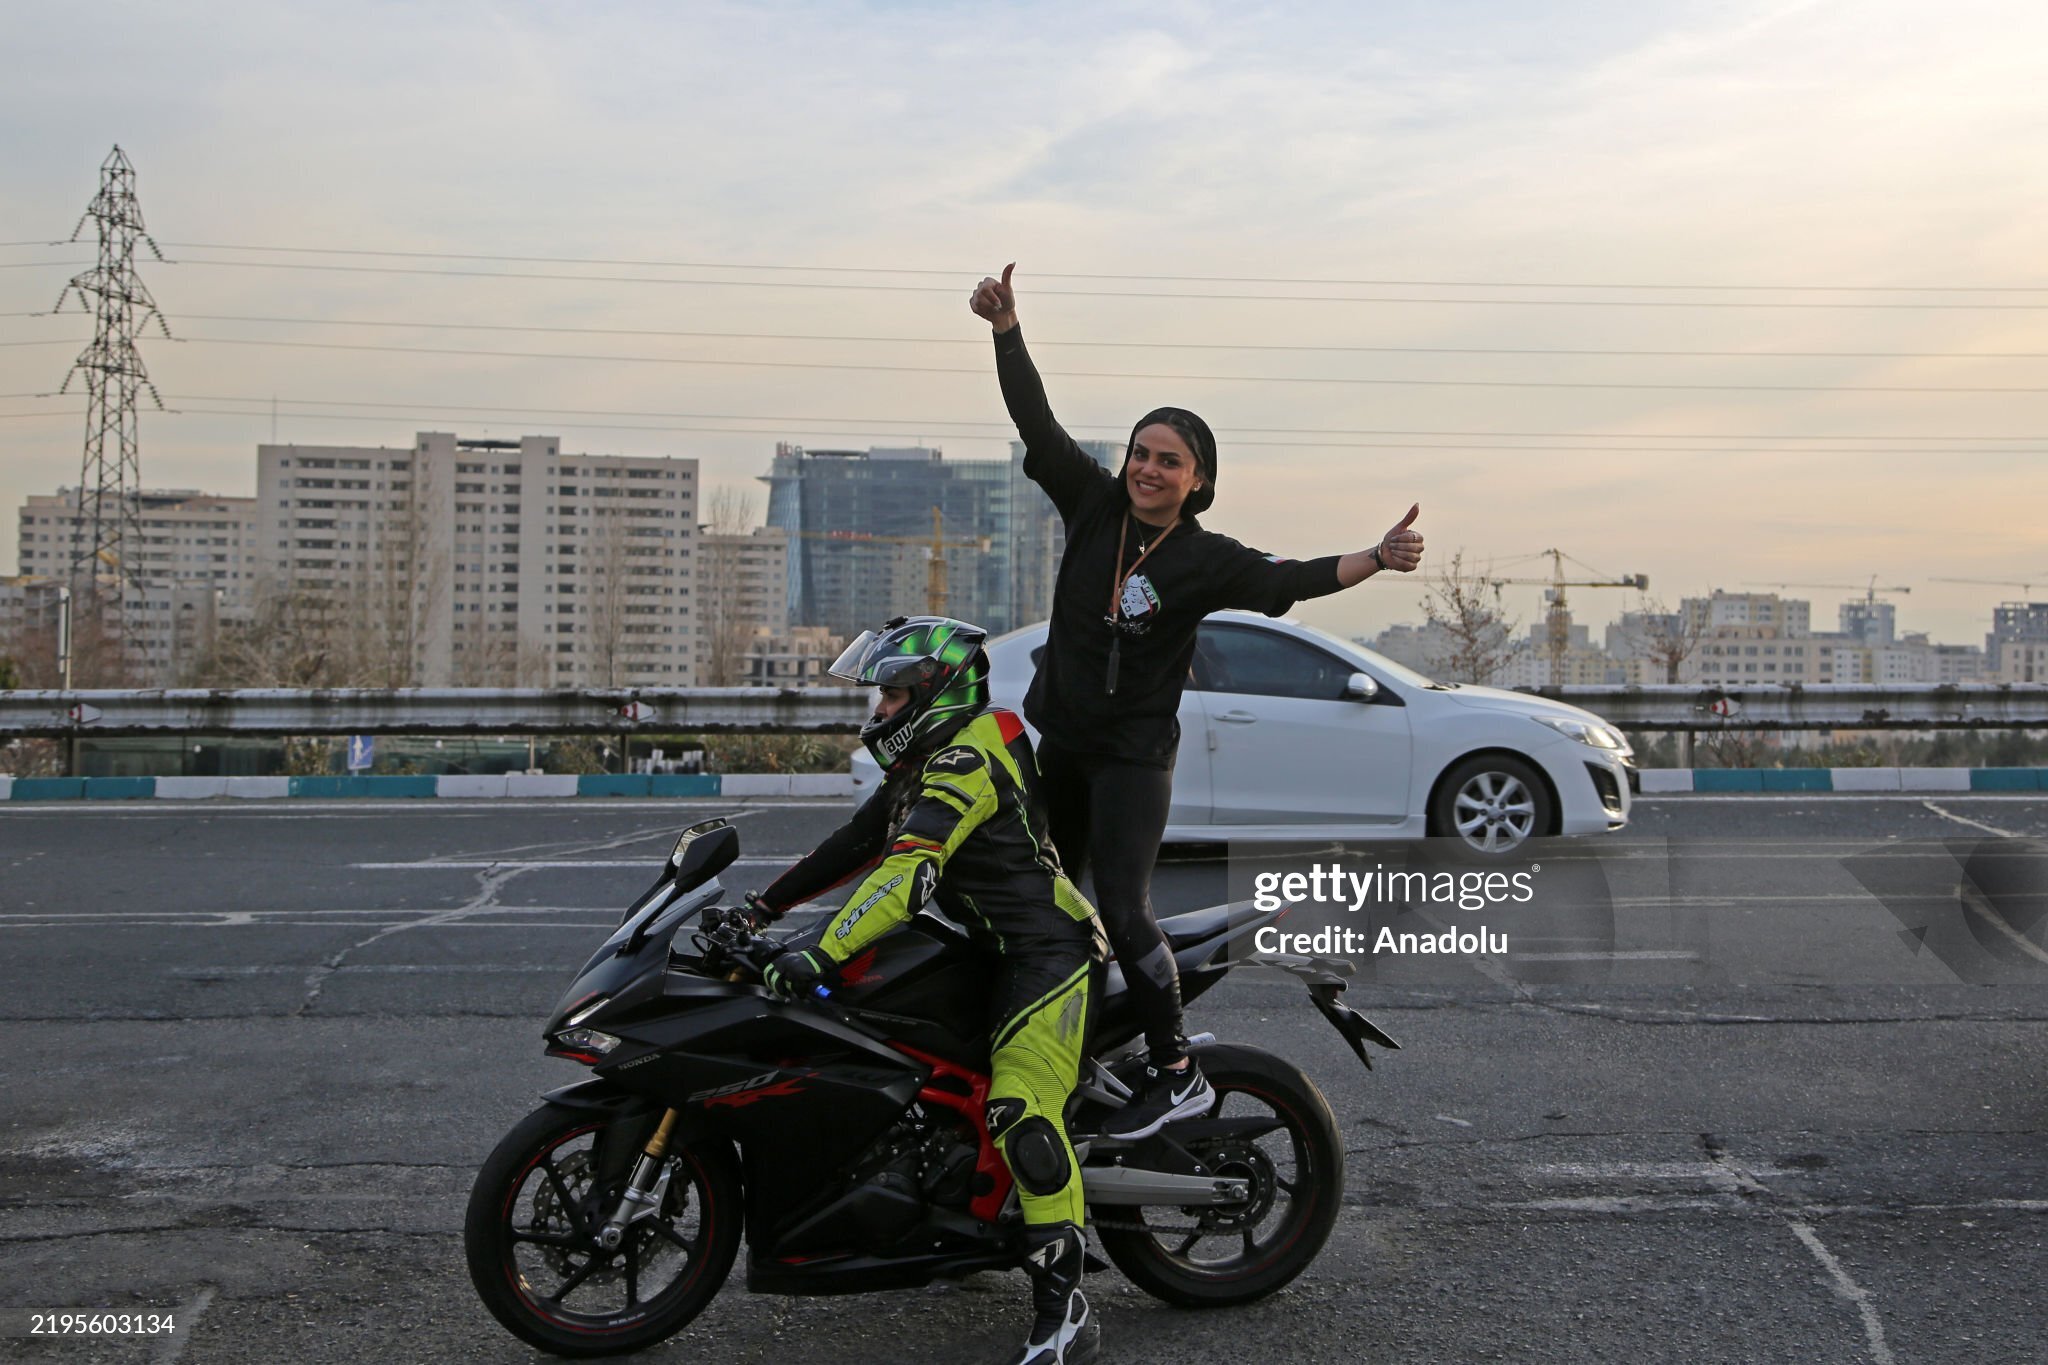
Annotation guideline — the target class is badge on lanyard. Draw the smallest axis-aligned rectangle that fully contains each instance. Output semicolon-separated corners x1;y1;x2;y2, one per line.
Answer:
1120;574;1161;622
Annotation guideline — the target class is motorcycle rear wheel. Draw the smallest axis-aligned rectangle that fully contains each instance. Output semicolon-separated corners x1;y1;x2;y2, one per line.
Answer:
1092;1042;1344;1307
465;1102;742;1358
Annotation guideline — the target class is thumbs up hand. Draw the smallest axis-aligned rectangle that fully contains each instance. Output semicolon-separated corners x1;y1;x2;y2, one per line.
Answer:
1378;503;1423;573
969;263;1018;333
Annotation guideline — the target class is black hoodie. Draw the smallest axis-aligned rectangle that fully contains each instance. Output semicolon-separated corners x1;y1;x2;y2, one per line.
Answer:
995;326;1345;767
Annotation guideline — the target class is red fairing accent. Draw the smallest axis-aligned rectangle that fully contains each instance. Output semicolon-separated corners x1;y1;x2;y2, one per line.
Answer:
992;709;1025;745
702;1072;813;1109
891;1042;1012;1222
837;948;883;986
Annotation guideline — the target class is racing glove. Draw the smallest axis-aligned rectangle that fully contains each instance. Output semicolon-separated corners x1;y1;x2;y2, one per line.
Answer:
740;891;780;928
762;946;829;1001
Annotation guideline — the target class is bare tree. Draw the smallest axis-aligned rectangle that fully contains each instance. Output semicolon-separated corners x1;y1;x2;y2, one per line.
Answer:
1420;550;1521;685
1615;593;1706;684
699;486;758;687
356;491;439;687
586;504;632;686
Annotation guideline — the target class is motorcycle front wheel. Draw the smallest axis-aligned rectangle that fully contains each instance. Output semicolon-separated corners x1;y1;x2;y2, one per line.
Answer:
464;1102;742;1358
1092;1042;1344;1307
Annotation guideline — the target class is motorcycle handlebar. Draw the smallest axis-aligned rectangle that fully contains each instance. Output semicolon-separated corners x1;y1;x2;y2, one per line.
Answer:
697;907;833;1000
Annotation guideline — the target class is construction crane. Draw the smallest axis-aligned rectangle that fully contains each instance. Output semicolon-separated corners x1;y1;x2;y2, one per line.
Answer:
1742;577;1911;606
795;506;992;616
1741;578;1912;643
1929;575;2048;598
1485;549;1648;684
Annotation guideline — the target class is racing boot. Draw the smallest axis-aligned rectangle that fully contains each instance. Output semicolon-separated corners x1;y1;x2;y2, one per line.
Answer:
1009;1221;1097;1365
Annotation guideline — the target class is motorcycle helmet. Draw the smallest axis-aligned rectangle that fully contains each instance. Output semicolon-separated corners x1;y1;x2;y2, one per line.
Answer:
830;616;990;772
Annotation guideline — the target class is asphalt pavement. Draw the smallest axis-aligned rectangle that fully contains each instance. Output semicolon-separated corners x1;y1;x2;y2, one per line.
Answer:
1;793;2044;1364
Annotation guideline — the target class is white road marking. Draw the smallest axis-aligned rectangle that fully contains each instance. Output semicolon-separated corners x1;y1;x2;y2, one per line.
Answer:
0;798;852;816
168;964;566;975
349;857;794;869
1510;950;1701;961
1790;1221;1898;1365
1958;882;2048;966
1639;793;2046;803
1921;801;2023;838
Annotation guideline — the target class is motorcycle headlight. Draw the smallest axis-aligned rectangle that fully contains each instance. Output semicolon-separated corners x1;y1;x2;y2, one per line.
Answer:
1534;715;1630;754
552;1027;621;1056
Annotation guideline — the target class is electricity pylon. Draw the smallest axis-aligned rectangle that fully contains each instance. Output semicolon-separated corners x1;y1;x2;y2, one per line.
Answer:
53;145;171;653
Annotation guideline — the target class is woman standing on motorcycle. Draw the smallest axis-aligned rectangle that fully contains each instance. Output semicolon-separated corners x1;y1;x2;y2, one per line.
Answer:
749;615;1108;1365
969;265;1424;1139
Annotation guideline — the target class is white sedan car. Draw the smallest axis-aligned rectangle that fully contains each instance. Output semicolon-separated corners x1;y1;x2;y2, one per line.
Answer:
850;612;1635;856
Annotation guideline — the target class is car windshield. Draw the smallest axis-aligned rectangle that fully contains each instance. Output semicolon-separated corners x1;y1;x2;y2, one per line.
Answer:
1287;621;1457;690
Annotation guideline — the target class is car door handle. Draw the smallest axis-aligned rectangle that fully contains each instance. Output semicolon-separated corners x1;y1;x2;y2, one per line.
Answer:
1216;710;1257;724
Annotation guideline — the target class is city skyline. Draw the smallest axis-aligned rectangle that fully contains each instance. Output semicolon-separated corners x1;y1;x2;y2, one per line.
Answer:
5;2;2047;649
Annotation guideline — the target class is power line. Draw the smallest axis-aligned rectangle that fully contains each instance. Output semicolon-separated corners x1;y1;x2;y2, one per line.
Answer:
19;310;2048;361
122;241;2048;293
115;394;2048;441
148;403;2048;454
154;334;2048;393
122;257;2048;309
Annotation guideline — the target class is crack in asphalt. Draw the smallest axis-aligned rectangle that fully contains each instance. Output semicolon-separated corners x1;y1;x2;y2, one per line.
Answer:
295;863;531;1016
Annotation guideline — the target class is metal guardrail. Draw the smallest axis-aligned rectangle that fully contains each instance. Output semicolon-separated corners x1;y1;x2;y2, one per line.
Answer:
0;687;872;739
0;683;2043;740
1543;683;2048;732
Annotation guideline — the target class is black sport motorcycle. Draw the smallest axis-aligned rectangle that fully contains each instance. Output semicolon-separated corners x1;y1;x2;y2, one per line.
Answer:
464;818;1399;1358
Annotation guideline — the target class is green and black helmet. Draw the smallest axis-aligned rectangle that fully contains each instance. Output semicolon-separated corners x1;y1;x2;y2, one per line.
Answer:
830;616;991;772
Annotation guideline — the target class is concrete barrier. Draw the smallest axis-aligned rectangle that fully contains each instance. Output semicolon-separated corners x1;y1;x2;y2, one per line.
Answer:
84;777;157;800
155;777;229;799
11;778;85;800
436;774;510;799
577;775;652;797
1829;768;1902;792
1900;768;1971;792
506;774;580;798
9;767;2036;801
225;777;292;799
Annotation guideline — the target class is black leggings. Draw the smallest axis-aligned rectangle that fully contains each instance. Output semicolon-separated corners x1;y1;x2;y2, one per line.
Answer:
1033;736;1183;1065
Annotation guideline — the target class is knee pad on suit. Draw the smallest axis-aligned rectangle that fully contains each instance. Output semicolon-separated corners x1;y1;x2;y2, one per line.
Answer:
999;1115;1071;1196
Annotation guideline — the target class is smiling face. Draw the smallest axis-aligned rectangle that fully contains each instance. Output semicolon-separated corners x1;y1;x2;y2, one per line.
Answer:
1126;422;1205;523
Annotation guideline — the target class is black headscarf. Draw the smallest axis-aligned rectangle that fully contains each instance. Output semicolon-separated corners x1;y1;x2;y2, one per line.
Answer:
1123;406;1216;517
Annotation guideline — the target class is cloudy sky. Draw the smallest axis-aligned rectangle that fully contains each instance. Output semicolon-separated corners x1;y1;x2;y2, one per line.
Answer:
5;0;2046;647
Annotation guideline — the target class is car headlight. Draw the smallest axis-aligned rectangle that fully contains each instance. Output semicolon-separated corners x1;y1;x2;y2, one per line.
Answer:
1534;714;1630;755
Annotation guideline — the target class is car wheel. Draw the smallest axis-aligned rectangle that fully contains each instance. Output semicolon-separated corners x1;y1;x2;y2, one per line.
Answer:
1431;753;1553;856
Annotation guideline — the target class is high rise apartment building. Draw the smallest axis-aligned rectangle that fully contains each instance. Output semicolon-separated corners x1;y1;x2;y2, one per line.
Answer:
257;432;698;685
763;444;1023;640
16;488;261;618
694;526;791;685
1987;602;2048;675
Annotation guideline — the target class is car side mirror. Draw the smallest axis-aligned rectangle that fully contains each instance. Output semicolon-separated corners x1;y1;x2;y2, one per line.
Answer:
1345;671;1380;702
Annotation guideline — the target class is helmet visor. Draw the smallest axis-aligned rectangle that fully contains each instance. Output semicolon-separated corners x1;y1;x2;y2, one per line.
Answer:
827;631;882;684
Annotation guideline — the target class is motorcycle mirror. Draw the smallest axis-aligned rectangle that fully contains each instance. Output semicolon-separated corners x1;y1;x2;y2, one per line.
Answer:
671;818;740;886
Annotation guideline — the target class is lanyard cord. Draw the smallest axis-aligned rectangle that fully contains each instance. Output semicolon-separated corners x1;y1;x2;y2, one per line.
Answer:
1106;512;1178;623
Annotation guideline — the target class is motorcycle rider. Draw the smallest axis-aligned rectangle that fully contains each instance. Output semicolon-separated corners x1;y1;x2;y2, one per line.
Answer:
746;615;1108;1365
